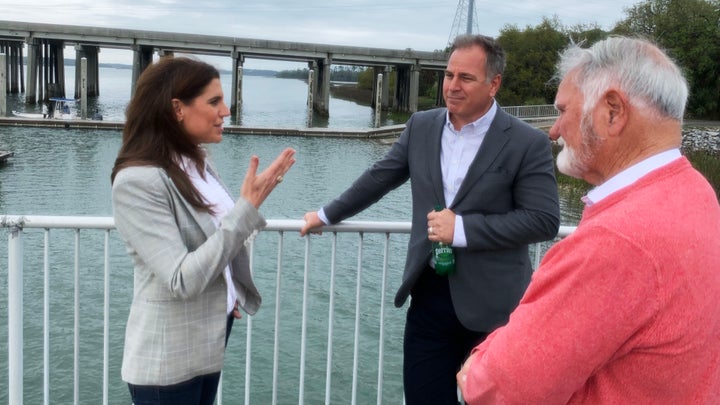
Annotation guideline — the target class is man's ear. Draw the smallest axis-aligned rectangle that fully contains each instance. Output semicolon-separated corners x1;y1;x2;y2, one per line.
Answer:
602;89;628;137
488;74;502;98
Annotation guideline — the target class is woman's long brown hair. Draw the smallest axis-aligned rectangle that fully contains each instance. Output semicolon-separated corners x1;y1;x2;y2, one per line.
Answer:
110;57;221;213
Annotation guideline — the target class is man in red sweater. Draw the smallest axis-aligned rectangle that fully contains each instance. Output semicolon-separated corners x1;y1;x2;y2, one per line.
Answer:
457;36;720;404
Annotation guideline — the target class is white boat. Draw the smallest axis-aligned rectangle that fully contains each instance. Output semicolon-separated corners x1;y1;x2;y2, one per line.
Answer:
11;111;45;119
12;97;77;120
0;150;13;163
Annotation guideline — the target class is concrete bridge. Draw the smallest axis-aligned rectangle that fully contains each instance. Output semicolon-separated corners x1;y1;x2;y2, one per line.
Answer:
0;20;449;116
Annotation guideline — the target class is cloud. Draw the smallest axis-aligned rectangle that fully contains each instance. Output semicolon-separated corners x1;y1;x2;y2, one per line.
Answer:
0;0;640;68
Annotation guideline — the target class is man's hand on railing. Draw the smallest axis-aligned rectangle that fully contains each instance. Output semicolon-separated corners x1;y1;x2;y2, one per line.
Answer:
300;211;325;236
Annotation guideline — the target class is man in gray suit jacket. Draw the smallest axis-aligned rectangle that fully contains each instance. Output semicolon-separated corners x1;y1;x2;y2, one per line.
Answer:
301;34;560;404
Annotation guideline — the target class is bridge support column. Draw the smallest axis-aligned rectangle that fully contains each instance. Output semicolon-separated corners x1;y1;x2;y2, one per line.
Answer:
382;66;393;110
131;45;154;97
1;41;25;97
435;72;445;107
40;39;67;101
408;64;419;113
0;53;6;116
10;46;25;93
231;51;244;120
0;41;22;95
74;44;100;98
394;64;420;113
311;58;330;117
25;40;37;103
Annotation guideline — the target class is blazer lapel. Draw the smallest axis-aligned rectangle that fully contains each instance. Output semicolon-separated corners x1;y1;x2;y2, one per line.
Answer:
166;172;217;239
428;110;448;206
450;108;511;208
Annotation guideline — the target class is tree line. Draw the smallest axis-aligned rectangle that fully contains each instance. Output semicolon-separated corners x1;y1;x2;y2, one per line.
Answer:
492;0;719;119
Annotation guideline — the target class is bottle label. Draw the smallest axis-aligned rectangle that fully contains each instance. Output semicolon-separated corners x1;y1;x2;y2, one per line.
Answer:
433;244;455;276
432;205;455;276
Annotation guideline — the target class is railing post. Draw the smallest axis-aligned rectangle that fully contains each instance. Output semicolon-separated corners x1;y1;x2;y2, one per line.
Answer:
8;224;24;405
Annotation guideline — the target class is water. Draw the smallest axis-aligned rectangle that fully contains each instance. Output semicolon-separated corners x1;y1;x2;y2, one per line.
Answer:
0;67;583;404
5;65;401;129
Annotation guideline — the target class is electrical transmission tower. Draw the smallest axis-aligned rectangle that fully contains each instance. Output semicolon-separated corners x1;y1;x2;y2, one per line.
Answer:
447;0;480;46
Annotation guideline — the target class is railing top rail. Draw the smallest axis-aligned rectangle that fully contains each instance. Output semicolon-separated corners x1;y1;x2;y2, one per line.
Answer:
0;215;412;233
1;214;116;229
1;215;576;237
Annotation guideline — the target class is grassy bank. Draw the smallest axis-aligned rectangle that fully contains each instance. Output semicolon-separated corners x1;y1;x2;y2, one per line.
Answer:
685;149;720;198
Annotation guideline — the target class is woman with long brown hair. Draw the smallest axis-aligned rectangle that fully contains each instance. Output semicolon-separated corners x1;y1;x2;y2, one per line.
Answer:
111;56;294;404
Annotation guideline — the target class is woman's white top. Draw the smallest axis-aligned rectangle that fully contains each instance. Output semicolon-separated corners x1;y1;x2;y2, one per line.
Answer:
180;155;238;315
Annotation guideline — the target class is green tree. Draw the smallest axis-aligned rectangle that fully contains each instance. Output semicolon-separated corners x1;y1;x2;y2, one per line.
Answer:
614;0;720;119
357;68;374;89
564;24;608;47
497;17;567;106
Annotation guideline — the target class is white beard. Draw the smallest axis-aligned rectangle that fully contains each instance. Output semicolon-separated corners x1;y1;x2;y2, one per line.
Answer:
556;137;588;179
556;113;603;180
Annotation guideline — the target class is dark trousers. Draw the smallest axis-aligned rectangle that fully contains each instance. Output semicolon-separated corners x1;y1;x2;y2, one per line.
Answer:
404;267;488;405
128;315;235;405
128;373;221;405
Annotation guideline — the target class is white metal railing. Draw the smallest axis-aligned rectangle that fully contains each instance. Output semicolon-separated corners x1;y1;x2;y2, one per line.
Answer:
1;215;575;405
501;104;558;121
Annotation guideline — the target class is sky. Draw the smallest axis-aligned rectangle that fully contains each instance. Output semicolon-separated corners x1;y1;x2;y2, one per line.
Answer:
1;0;642;71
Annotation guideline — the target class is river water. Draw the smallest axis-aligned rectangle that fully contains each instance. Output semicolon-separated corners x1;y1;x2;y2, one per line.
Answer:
0;66;583;404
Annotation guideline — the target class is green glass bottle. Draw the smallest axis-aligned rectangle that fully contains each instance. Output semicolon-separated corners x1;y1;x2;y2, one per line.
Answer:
432;205;455;276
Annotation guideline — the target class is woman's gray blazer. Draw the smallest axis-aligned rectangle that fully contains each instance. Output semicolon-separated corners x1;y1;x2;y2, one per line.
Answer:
112;164;264;386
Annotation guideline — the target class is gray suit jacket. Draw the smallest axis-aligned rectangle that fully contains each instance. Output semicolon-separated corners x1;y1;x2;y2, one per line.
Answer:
323;107;560;332
112;164;264;385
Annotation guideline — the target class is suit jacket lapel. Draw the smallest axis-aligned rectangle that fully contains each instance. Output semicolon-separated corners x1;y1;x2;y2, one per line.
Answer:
428;110;447;206
450;108;511;208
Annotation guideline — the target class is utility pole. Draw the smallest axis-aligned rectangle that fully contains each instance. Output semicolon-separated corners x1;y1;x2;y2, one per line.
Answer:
466;0;475;34
448;0;480;45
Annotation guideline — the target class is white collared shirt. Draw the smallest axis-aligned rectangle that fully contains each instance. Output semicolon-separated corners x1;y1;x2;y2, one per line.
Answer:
442;101;498;247
317;101;498;248
180;156;238;315
583;149;682;206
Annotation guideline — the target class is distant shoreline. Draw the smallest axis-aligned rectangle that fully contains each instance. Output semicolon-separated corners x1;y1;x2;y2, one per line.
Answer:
329;83;372;105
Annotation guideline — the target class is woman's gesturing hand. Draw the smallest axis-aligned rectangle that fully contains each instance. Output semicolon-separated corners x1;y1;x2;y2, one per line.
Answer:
241;147;296;208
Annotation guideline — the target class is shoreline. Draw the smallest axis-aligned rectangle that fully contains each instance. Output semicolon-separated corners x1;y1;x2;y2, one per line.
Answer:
0;115;717;147
0;116;406;139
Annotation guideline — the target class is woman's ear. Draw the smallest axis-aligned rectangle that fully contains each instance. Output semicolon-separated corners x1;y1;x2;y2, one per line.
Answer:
172;99;183;122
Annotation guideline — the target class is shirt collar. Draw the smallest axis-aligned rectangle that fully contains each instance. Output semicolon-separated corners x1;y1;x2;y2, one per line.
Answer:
445;100;498;134
583;148;682;205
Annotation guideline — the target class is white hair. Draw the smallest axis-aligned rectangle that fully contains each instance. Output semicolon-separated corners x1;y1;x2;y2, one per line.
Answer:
555;36;689;121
